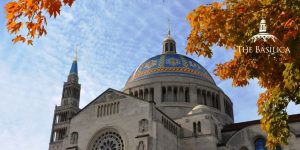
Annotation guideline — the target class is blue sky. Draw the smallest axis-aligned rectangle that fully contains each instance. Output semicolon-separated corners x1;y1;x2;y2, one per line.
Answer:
0;0;299;149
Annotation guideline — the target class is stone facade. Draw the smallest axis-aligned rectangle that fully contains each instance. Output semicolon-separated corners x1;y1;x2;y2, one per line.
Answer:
49;30;300;150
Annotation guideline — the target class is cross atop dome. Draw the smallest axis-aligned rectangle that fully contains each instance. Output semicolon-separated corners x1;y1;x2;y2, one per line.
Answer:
162;19;176;54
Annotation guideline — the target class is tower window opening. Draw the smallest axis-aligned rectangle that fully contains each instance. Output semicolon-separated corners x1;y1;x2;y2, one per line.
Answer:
165;43;169;52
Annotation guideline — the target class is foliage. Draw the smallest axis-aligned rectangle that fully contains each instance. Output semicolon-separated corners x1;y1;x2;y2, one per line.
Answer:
5;0;74;45
186;0;300;149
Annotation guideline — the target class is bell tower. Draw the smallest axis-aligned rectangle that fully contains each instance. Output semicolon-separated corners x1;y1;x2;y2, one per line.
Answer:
49;49;81;150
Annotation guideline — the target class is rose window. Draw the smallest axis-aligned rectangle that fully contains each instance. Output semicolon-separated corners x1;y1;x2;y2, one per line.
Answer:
91;131;124;150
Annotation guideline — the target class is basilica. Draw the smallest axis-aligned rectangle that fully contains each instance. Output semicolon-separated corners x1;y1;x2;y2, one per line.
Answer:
48;29;300;150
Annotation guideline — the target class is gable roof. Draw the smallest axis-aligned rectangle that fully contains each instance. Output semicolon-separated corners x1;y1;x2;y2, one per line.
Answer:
74;88;152;117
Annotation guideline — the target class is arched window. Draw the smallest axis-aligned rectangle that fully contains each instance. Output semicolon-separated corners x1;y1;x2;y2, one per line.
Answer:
207;91;212;106
212;93;216;108
254;138;267;150
134;91;138;97
197;121;201;132
216;94;220;110
179;87;184;101
144;89;149;100
139;90;143;99
167;87;172;101
202;90;207;105
89;130;124;150
63;99;68;105
185;87;190;102
193;122;196;136
150;88;154;101
215;125;218;138
165;43;169;52
129;91;133;96
197;89;202;104
63;89;68;98
70;132;78;144
240;146;249;150
173;87;177;102
170;43;174;51
162;87;166;102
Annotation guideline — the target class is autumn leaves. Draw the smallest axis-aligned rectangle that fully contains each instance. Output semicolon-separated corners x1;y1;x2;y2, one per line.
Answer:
186;0;299;149
5;0;74;45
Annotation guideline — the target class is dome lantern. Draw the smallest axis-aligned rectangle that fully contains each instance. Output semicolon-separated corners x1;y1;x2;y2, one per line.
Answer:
259;18;267;33
162;21;176;54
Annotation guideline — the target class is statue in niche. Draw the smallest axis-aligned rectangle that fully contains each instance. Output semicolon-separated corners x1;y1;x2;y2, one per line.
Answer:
139;119;148;133
70;132;78;144
137;141;144;150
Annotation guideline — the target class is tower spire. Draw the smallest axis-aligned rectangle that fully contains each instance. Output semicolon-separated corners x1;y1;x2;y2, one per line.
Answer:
49;47;81;147
68;47;79;83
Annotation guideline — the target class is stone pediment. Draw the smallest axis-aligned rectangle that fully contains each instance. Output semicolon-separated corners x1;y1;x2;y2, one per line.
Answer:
93;89;127;104
73;88;148;118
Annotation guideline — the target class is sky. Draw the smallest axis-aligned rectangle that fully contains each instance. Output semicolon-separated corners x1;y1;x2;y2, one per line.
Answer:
0;0;299;150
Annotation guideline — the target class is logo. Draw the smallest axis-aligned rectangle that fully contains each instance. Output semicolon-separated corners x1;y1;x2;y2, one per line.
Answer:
237;18;290;54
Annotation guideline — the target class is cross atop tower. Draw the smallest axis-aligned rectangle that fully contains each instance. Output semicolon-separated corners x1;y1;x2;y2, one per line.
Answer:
74;46;78;61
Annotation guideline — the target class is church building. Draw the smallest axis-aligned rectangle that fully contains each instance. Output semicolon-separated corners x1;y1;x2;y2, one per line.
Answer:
48;29;300;150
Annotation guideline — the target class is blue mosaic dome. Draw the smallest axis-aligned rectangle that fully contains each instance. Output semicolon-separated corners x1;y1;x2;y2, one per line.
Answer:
127;54;215;84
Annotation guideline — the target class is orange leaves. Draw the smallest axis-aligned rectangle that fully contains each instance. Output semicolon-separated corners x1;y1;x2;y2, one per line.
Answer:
186;2;237;57
8;22;23;34
187;0;300;149
12;35;26;43
4;0;74;45
27;40;33;45
63;0;74;6
47;0;62;17
5;2;21;15
215;59;249;87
